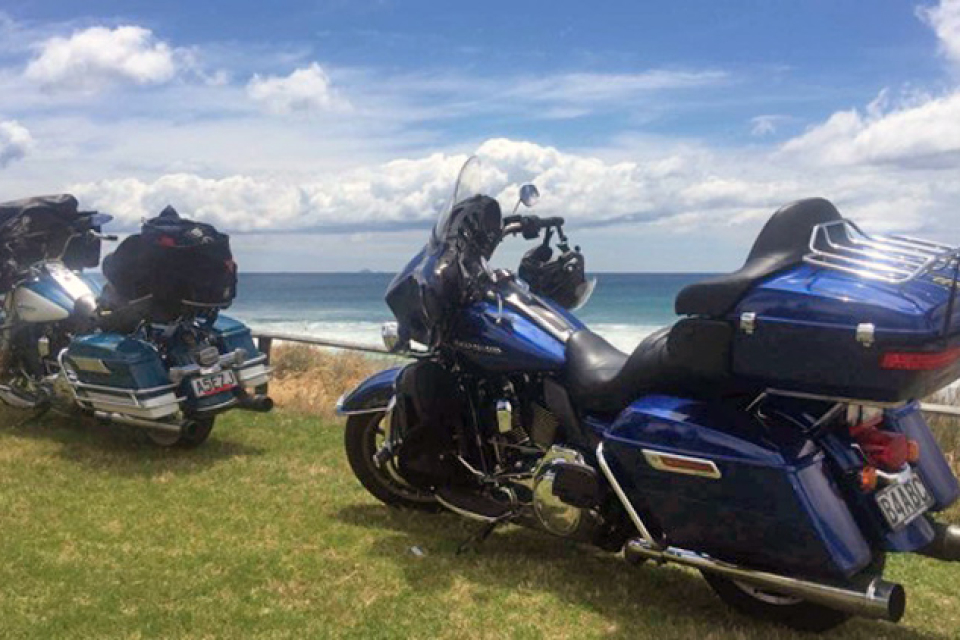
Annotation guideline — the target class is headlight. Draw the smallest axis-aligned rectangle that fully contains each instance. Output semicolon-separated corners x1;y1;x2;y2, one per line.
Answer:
381;322;400;351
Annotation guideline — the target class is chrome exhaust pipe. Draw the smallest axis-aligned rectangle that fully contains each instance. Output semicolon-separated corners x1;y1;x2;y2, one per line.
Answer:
624;538;905;622
93;411;183;434
236;393;274;413
920;521;960;562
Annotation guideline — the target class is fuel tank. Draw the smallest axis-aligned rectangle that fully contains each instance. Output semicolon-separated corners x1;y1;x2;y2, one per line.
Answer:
10;262;99;324
450;281;584;372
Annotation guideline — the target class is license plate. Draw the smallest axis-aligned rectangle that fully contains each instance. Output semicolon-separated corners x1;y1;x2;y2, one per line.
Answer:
190;370;238;398
876;471;934;530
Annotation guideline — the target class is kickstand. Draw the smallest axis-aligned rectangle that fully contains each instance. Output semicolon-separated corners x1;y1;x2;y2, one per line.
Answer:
456;513;511;555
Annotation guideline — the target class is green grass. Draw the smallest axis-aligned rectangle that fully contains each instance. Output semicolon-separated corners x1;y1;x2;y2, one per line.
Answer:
1;410;959;640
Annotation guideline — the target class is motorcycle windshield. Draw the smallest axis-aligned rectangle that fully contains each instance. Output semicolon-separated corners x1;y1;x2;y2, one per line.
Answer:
431;156;482;247
386;156;484;347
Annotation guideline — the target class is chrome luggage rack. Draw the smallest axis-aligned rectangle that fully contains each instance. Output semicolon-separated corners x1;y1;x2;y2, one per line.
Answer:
804;219;960;285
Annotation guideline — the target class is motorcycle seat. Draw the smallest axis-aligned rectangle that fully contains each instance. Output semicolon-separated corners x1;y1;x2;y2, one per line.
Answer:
97;283;154;334
675;198;842;318
564;327;676;414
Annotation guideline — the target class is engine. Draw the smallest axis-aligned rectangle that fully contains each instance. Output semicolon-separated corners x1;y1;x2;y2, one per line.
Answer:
528;445;604;539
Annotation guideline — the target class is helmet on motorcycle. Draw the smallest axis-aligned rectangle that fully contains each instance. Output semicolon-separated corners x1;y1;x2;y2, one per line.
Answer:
519;239;594;310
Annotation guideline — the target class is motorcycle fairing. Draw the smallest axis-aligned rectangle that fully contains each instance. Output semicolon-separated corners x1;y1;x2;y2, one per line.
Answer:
596;394;875;581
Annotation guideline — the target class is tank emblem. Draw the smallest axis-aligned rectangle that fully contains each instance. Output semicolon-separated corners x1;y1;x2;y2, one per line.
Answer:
452;340;502;355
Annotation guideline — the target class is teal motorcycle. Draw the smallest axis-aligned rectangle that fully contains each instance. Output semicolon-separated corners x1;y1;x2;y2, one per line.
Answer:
0;195;272;447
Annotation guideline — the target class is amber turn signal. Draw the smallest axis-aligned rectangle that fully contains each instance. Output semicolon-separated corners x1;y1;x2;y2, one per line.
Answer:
860;467;879;492
906;439;921;464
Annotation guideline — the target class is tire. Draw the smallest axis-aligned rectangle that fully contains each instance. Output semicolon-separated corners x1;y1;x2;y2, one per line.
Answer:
146;417;215;449
344;412;439;511
702;572;851;633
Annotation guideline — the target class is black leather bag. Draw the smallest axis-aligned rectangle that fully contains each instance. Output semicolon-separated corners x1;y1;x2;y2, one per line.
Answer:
102;206;236;319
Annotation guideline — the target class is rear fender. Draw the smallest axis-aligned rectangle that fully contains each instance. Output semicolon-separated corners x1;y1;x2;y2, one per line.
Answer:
336;366;404;415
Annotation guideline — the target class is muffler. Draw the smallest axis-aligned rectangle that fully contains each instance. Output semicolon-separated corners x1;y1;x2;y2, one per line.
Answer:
236;394;274;413
93;411;183;434
919;521;960;562
624;538;905;622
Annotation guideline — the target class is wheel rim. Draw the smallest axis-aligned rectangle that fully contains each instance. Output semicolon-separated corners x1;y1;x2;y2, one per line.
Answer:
146;428;181;447
732;580;803;606
363;412;436;504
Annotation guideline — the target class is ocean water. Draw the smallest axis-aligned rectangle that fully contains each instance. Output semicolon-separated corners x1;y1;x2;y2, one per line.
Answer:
228;273;713;352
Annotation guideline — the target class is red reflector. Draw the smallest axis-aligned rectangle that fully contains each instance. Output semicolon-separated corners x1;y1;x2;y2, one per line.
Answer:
661;457;715;474
880;347;960;371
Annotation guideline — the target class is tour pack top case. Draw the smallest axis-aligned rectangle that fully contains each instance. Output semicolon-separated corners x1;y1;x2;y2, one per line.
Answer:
727;217;960;403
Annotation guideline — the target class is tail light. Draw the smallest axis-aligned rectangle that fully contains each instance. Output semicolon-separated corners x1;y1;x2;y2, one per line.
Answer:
850;417;919;472
880;347;960;370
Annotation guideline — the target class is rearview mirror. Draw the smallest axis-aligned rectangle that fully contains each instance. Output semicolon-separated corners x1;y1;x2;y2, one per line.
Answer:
519;184;540;208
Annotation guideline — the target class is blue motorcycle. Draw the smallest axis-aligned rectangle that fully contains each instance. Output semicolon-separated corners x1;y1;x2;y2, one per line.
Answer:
0;195;273;447
339;158;960;631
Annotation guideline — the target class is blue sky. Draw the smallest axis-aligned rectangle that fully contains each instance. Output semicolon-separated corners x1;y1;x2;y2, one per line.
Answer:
0;0;958;272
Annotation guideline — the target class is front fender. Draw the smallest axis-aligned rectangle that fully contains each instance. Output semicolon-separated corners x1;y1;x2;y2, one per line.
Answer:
335;366;405;415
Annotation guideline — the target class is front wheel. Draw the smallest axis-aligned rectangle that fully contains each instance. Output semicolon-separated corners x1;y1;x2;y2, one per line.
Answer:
146;417;215;448
702;572;851;633
344;412;438;511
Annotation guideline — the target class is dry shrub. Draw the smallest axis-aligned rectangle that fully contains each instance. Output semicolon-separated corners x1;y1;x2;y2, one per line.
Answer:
266;344;397;419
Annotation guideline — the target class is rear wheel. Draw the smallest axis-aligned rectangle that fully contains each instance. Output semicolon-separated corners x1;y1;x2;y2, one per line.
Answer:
146;417;215;448
702;572;851;633
344;411;438;510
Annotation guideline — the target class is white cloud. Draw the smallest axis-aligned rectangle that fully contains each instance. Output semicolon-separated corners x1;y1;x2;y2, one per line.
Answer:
750;115;788;137
780;88;960;169
246;63;349;115
0;120;33;168
507;70;727;105
25;25;179;91
919;0;960;67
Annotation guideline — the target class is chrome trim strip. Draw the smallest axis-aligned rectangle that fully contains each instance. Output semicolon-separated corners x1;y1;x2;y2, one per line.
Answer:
765;388;907;409
194;398;238;413
596;441;662;548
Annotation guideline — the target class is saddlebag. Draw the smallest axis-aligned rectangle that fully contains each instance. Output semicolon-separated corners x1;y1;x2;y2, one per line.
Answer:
63;333;180;420
730;263;960;402
600;395;874;581
213;315;271;390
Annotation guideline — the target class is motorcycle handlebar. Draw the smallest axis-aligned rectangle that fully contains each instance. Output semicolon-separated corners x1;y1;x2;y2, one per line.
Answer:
501;214;565;239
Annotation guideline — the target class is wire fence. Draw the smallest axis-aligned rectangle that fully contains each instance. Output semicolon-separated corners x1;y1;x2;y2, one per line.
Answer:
252;331;960;419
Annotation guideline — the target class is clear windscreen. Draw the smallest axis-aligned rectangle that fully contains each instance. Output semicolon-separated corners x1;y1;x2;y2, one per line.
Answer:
432;156;482;243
